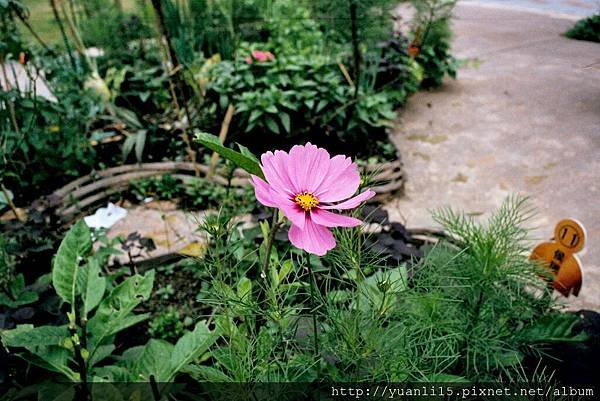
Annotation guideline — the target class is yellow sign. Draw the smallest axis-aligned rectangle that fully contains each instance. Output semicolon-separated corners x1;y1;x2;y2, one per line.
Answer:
530;219;586;297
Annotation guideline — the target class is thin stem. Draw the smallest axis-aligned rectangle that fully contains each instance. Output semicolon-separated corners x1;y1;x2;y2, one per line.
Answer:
149;0;200;176
261;213;282;277
349;1;361;98
305;252;320;361
460;287;485;373
14;12;56;55
149;375;161;401
68;325;89;400
49;0;76;69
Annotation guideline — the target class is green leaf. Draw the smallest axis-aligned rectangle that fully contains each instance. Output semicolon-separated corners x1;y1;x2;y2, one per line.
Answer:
249;109;262;123
167;322;218;381
0;290;38;308
37;383;76;401
493;350;524;368
88;271;154;359
9;274;25;297
0;274;38;307
77;258;106;317
88;344;115;368
423;373;469;383
237;277;252;302
91;365;131;382
20;347;79;381
91;383;124;401
52;220;92;306
280;113;291;133
516;313;589;343
195;132;264;178
236;143;259;164
114;106;142;129
316;99;328;113
278;259;293;284
1;325;69;348
0;188;13;208
269;265;279;288
139;92;151;102
265;117;280;134
2;326;75;381
133;339;174;381
122;135;135;160
183;364;232;382
134;129;147;162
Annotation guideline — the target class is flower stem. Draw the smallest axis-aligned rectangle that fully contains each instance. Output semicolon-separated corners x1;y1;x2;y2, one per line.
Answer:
261;213;282;277
305;252;320;361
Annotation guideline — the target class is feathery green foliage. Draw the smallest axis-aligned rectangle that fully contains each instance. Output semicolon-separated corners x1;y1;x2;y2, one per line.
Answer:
184;196;581;383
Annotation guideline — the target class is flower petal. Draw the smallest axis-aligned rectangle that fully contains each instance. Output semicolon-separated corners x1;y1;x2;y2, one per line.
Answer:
261;151;297;195
314;156;360;202
321;189;375;210
252;175;306;229
311;209;362;228
279;202;306;229
288;143;328;192
251;176;278;208
288;218;336;256
306;146;333;193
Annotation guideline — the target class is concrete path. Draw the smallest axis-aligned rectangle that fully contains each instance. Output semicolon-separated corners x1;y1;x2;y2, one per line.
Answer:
466;0;599;19
387;3;600;310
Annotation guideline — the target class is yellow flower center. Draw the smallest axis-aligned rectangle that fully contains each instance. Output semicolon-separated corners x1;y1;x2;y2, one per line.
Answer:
294;192;319;212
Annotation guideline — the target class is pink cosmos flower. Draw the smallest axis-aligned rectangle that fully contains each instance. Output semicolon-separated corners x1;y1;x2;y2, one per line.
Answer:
251;143;375;256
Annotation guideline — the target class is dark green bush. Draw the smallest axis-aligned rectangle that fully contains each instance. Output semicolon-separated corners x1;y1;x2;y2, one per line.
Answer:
80;11;153;57
0;87;100;197
205;52;402;158
565;14;600;43
416;18;458;88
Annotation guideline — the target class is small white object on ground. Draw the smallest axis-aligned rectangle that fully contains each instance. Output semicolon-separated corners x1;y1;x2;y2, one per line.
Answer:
84;203;128;229
84;47;105;58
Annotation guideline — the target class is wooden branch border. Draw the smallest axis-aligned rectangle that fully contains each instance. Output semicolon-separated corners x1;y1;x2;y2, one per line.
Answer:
35;158;404;221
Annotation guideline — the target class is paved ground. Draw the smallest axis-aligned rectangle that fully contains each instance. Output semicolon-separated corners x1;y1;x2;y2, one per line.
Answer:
388;2;600;310
468;0;599;18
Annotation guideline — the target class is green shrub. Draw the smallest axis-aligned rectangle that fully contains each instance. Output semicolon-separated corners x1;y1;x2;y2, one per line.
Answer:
148;307;190;342
0;220;218;387
308;0;399;53
79;11;153;57
416;18;458;88
0;0;26;59
0;233;16;293
0;87;100;197
206;52;400;157
565;14;600;43
162;0;271;62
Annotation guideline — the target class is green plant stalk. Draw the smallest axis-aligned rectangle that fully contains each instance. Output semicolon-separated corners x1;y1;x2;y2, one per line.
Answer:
149;374;161;401
14;10;56;55
305;252;320;363
149;0;200;176
261;213;283;277
349;1;361;98
68;323;89;400
49;0;76;69
59;0;95;72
